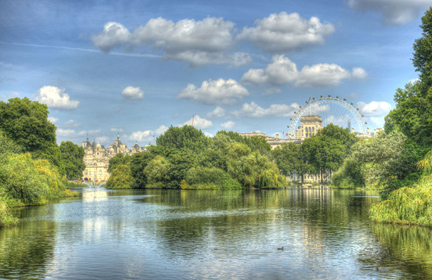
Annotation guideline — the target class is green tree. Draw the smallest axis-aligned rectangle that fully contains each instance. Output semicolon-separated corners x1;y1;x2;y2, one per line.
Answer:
129;151;155;188
167;148;197;188
156;125;208;152
385;8;432;147
143;156;171;188
106;164;133;189
272;142;312;183
108;153;131;173
0;97;64;174
60;141;85;180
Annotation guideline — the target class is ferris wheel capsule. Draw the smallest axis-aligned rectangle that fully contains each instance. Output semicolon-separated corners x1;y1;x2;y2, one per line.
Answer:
328;95;331;97
336;96;339;99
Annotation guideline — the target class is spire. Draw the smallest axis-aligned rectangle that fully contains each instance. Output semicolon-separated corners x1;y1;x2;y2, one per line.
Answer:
86;133;89;142
117;133;120;141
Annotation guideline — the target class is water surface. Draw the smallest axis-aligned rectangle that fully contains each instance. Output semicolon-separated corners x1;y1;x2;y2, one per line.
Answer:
1;187;431;279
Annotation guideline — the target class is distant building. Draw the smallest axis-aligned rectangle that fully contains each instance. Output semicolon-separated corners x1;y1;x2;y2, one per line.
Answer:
294;115;323;140
81;134;145;182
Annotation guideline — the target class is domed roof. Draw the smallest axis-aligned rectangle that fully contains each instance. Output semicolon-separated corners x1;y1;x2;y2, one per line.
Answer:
96;143;102;148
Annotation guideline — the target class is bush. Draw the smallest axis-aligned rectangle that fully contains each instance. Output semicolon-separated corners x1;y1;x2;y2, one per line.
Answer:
0;200;18;227
106;164;133;189
332;159;365;188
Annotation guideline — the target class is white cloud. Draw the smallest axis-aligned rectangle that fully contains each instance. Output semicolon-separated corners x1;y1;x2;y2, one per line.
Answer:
178;79;249;105
57;128;75;137
233;102;299;118
352;67;368;79
122;86;144;100
357;101;392;117
155;125;169;135
241;55;367;88
92;22;132;52
48;116;58;123
206;107;226;119
348;0;432;25
182;115;213;129
409;78;420;84
62;120;81;128
110;128;125;133
221;121;235;130
237;12;335;52
129;130;152;142
92;18;248;67
34;86;79;110
204;132;214;138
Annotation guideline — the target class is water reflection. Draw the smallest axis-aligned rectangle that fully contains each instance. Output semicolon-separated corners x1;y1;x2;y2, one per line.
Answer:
0;188;431;279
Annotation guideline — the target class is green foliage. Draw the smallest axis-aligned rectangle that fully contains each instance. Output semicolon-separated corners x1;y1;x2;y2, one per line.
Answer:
0;200;18;227
370;176;432;226
60;141;85;180
129;151;155;188
0;98;64;173
143;156;171;188
182;166;242;189
331;159;365;188
156;125;208;152
167;148;197;188
0;153;76;207
106;164;133;189
385;8;432;147
351;132;424;192
108;153;131;173
217;130;271;156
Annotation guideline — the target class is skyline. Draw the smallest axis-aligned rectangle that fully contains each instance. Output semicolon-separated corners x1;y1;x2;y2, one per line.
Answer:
1;0;430;147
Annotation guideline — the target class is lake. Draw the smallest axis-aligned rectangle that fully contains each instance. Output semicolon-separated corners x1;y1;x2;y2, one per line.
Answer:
1;187;431;279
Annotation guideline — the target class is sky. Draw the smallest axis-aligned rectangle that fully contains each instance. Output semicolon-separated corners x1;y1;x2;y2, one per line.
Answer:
0;0;430;147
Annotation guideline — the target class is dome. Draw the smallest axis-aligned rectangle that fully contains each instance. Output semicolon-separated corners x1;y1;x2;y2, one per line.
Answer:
96;143;101;149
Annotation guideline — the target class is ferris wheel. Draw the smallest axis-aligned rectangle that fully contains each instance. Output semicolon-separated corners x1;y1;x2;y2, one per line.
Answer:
288;95;367;139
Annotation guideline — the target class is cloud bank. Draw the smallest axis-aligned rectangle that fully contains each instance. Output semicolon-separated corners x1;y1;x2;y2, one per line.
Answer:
241;55;367;88
238;12;335;52
178;79;249;105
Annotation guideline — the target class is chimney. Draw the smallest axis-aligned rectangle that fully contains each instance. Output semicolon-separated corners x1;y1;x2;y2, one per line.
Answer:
367;127;370;135
276;134;279;139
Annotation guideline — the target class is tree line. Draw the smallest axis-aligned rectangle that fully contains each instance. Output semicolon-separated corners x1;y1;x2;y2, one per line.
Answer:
0;98;84;227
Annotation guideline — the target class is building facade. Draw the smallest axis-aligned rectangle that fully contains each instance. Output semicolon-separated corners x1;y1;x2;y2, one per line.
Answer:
81;134;145;182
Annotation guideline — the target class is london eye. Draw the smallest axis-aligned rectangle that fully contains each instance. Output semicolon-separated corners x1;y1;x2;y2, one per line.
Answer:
288;95;367;139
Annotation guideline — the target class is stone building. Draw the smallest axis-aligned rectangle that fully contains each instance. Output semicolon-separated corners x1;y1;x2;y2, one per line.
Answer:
81;134;145;182
294;115;323;140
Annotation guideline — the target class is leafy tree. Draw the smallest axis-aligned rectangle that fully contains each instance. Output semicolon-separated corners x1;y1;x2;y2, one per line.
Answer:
335;131;425;192
0;97;64;174
385;8;432;147
129;151;155;188
108;153;131;173
144;156;171;188
272;142;312;183
167;148;197;188
156;125;208;152
106;164;133;189
217;130;271;156
60;141;85;180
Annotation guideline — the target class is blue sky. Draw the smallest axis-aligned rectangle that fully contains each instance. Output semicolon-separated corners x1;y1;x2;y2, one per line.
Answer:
0;0;430;147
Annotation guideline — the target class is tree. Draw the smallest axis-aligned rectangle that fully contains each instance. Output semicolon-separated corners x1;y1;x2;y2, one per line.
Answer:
272;142;312;183
0;97;64;174
143;156;171;188
108;153;131;173
385;7;432;147
106;164;133;189
129;151;155;188
60;141;85;180
156;125;208;152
